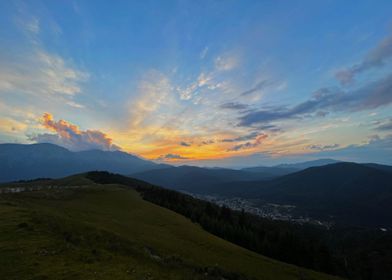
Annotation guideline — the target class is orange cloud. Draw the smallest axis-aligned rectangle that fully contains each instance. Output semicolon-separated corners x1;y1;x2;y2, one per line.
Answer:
29;113;120;151
41;113;80;139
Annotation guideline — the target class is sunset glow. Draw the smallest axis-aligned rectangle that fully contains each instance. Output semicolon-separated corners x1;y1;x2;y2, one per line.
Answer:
1;1;392;166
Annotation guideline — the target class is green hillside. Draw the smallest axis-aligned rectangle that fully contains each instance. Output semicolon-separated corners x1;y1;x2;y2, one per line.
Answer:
0;177;339;280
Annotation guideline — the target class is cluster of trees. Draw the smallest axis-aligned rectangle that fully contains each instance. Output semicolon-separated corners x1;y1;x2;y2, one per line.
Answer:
87;171;392;279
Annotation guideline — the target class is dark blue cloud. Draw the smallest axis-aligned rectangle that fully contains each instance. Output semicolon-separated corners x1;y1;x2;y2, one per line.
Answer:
375;119;392;131
157;153;189;160
226;134;268;151
200;140;215;145
220;102;249;110
221;131;259;142
307;144;340;151
180;141;191;147
239;74;392;126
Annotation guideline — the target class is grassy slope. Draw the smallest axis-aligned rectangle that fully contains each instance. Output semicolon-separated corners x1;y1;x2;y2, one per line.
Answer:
0;179;340;280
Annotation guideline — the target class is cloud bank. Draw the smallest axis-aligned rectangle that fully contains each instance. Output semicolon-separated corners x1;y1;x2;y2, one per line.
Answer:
239;74;392;126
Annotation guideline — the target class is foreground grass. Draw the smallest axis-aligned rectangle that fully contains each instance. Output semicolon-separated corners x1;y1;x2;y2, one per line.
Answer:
0;180;340;279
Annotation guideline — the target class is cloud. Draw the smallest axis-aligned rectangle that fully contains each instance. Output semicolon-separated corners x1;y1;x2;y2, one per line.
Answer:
28;113;120;151
374;118;392;131
215;54;238;71
240;79;274;96
157;153;189;160
239;74;392;126
66;101;85;109
220;102;249;110
306;134;392;165
307;144;340;151
0;49;88;98
200;47;209;59
177;72;215;101
25;17;40;34
180;141;191;147
0;118;28;134
15;6;41;37
200;139;215;145
336;33;392;85
0;12;88;113
227;133;268;151
128;71;177;129
221;131;259;142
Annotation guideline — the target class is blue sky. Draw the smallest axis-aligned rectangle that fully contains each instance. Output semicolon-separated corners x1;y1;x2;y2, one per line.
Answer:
1;0;392;166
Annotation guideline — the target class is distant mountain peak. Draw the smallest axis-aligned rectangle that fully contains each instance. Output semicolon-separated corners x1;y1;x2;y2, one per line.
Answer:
275;158;340;169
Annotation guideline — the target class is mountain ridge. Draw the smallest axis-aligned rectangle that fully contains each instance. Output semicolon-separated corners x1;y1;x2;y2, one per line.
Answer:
211;162;392;228
0;143;167;183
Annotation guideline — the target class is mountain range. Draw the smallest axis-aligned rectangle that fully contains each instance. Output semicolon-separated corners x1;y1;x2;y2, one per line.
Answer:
131;159;392;228
0;143;166;182
1;143;340;184
131;165;278;192
2;143;392;228
1;143;392;278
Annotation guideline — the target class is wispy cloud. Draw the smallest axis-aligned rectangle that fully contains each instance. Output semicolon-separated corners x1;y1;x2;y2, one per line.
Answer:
25;17;40;34
214;53;239;71
336;33;392;85
200;46;209;59
221;131;260;142
176;72;219;101
240;79;274;96
0;49;88;97
128;71;177;129
28;113;120;151
1;11;89;113
220;102;249;110
66;101;85;109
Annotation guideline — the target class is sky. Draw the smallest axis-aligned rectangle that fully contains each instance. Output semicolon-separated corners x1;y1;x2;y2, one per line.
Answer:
1;0;392;167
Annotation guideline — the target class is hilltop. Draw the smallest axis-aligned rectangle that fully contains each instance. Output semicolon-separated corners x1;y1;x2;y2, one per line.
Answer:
0;173;338;280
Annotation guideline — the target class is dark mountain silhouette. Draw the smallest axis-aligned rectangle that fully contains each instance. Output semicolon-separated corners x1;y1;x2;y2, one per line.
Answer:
274;158;341;170
241;159;341;176
130;159;344;195
213;162;392;228
131;165;275;192
364;163;392;173
241;166;298;176
0;143;166;183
